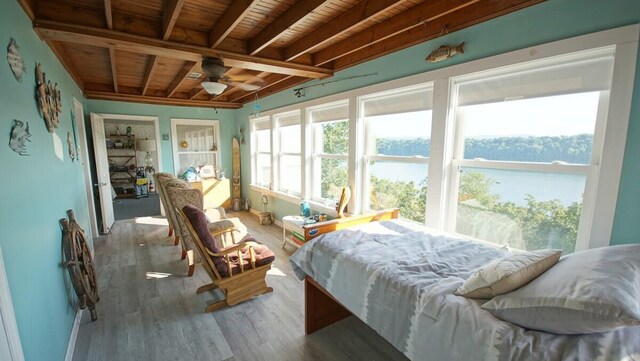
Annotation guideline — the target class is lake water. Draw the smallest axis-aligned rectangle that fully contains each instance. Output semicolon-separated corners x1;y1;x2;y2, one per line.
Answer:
370;162;585;206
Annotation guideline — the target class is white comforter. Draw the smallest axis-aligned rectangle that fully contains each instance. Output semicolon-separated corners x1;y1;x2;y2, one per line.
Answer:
289;219;640;361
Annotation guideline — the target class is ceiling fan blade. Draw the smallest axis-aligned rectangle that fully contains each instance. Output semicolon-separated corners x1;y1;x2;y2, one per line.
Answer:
220;75;267;91
225;81;263;91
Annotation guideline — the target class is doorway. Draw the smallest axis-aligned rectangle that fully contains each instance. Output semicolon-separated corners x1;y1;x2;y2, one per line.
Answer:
90;113;162;231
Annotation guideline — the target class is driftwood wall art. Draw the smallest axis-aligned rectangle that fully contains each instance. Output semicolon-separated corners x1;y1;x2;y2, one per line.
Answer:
7;38;26;82
9;119;32;156
35;63;62;133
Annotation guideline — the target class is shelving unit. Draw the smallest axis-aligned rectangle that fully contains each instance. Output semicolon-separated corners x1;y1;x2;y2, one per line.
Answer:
107;134;137;199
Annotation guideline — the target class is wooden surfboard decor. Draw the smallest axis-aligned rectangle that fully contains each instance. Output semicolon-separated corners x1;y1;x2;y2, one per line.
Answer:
232;137;241;201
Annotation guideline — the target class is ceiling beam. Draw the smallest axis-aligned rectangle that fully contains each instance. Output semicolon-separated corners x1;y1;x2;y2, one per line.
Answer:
141;55;160;96
333;0;546;71
284;0;406;61
104;0;113;29
248;76;308;103
189;87;205;99
109;47;118;93
85;91;242;109
162;0;185;40
209;0;258;48
167;61;198;98
313;0;479;66
248;0;331;55
16;0;35;21
34;20;333;79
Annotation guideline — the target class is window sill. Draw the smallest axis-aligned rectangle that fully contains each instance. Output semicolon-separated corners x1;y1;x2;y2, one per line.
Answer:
250;184;301;204
249;185;339;216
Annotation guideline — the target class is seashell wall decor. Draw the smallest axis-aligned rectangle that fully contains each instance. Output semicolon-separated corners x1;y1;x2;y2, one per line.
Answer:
9;119;32;156
7;38;26;82
35;63;62;133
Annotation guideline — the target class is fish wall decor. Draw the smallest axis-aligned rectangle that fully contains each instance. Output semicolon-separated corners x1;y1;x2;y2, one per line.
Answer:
9;119;31;156
425;42;465;63
7;38;26;82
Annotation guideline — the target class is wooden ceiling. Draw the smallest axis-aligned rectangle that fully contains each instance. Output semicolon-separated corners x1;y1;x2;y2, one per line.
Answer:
18;0;545;109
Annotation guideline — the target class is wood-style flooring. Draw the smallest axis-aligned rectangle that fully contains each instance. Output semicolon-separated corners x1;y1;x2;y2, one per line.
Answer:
72;211;408;361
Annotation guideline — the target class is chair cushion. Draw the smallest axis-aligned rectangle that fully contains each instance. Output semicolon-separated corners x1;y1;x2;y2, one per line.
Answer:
182;205;274;278
183;205;229;277
223;241;275;277
182;205;220;252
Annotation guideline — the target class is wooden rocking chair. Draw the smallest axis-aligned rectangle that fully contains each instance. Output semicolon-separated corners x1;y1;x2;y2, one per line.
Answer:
177;205;275;312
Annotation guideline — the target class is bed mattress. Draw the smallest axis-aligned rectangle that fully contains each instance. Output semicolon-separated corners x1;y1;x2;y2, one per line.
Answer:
289;219;640;361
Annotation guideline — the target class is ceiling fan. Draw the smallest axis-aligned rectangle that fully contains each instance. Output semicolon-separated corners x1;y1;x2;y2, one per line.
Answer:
200;56;266;95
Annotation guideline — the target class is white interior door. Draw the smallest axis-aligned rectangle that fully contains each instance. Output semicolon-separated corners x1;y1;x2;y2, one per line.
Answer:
91;113;115;234
73;98;99;239
0;247;25;361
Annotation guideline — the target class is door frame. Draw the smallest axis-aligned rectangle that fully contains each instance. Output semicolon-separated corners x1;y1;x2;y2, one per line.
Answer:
73;98;99;239
95;114;163;172
90;113;162;227
0;246;25;361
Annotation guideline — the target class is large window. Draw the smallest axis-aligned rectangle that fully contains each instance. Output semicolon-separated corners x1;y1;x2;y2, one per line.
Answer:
275;111;301;195
247;26;636;253
251;117;271;188
309;101;349;205
361;85;433;223
449;48;615;253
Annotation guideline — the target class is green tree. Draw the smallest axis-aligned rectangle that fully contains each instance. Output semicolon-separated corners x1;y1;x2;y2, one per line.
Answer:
320;121;349;200
460;172;581;253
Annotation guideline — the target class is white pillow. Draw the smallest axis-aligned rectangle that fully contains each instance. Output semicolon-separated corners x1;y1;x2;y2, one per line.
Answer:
455;249;562;298
482;244;640;334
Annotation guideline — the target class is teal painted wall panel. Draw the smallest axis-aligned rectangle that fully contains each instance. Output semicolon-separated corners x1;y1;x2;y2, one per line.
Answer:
235;0;640;243
0;1;90;360
85;100;237;177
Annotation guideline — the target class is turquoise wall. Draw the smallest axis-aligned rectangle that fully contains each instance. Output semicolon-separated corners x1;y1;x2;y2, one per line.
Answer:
2;0;639;360
235;0;640;245
85;100;237;176
0;1;90;360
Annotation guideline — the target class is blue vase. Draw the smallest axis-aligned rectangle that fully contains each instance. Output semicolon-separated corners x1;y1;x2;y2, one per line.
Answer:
300;201;311;217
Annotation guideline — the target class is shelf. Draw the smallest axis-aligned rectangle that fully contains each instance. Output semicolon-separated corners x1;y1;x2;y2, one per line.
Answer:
106;135;138;195
177;151;218;155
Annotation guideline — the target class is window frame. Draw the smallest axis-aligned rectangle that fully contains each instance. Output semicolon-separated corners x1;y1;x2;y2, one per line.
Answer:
250;116;272;189
358;84;433;221
274;110;302;196
308;100;350;205
246;25;638;250
170;118;221;177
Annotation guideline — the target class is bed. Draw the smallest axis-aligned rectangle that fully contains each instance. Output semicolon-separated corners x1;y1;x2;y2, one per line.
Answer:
289;210;640;361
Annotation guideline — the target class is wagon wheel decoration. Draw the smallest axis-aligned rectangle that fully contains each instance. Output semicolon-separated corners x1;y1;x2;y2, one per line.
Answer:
60;209;100;321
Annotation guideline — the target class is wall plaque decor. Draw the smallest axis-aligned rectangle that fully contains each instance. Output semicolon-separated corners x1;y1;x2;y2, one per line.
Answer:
7;38;26;82
8;119;31;156
35;63;62;133
67;131;76;161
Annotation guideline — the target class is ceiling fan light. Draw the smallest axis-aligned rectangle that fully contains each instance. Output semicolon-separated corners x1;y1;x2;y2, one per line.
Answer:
201;81;227;95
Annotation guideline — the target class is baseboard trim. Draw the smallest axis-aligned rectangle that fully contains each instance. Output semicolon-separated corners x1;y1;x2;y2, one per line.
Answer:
65;307;83;361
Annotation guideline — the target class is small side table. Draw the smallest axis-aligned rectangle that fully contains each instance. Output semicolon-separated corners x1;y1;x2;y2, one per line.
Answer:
282;215;306;249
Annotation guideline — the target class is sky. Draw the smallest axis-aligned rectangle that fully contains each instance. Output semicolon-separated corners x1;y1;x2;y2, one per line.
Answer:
367;91;599;139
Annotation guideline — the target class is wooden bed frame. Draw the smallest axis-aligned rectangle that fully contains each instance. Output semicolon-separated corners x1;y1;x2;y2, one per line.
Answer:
300;208;399;334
